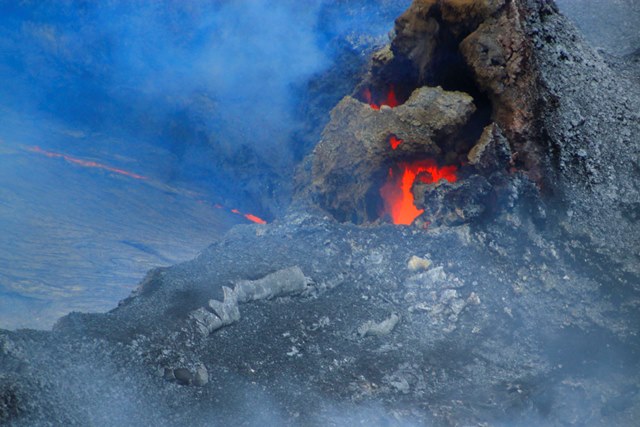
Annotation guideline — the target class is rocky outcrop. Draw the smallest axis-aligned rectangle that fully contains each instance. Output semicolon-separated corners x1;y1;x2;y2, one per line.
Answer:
300;0;543;226
1;1;639;426
308;86;475;222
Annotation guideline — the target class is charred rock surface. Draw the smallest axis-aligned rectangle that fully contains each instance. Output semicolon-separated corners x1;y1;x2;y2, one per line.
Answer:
1;1;640;426
300;0;640;274
307;86;475;223
301;0;543;222
1;206;639;426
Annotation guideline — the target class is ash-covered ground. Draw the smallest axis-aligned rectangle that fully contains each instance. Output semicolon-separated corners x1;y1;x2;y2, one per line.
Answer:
1;0;640;426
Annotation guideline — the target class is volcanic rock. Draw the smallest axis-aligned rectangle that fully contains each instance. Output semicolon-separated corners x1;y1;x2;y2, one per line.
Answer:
414;174;493;226
407;255;432;271
358;313;400;337
467;122;512;173
393;0;506;78
234;266;312;303
189;266;312;338
307;86;475;223
1;1;640;426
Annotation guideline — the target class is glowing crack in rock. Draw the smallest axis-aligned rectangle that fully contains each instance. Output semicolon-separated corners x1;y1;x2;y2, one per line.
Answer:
389;135;403;150
362;85;399;110
380;160;457;225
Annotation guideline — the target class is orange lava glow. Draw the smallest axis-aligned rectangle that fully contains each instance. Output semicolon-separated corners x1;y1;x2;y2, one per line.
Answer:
230;208;267;224
380;160;457;225
29;146;147;180
244;214;267;224
389;135;403;150
363;85;399;110
26;145;268;225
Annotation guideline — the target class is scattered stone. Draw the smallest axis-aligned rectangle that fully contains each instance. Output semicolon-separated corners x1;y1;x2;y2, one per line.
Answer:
286;347;300;357
407;255;432;271
467;292;481;305
193;365;209;387
405;266;447;289
358;313;400;337
385;375;410;394
173;368;193;386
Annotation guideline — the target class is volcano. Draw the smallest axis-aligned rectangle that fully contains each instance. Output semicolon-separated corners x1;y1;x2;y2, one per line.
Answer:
1;1;640;426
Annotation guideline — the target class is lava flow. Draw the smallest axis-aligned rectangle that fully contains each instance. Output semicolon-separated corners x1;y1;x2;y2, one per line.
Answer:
363;85;399;110
389;135;403;150
216;206;267;224
380;160;457;225
27;145;267;224
29;146;147;180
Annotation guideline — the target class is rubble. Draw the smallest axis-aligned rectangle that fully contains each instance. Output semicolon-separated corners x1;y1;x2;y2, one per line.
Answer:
306;86;475;223
407;255;432;271
358;313;401;337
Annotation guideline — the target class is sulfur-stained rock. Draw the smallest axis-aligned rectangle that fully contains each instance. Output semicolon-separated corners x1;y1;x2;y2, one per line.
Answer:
309;86;475;223
407;255;432;271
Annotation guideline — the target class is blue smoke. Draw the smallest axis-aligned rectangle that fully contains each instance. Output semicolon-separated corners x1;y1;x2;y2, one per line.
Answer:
0;0;409;205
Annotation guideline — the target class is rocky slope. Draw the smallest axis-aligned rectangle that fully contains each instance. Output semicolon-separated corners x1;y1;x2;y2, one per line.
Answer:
1;1;639;426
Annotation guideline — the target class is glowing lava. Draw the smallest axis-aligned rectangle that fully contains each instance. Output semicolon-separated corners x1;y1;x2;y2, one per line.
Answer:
389;135;403;150
26;145;267;225
363;85;399;110
380;160;457;225
222;208;267;224
29;146;147;180
244;213;267;224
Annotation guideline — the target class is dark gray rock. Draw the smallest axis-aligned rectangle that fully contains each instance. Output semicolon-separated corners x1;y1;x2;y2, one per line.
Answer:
0;1;639;426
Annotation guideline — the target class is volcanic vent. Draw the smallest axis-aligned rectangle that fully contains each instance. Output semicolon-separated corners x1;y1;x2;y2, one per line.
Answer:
299;0;543;227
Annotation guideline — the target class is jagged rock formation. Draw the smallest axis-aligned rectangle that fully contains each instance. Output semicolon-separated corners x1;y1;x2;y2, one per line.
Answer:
307;86;475;222
302;0;543;227
301;0;640;274
1;1;639;426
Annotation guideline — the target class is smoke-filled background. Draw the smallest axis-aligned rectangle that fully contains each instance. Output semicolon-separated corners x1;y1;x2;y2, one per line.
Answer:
0;0;411;329
0;0;638;330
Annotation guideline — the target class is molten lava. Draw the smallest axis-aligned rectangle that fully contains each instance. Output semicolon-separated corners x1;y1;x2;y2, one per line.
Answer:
244;213;267;224
29;146;147;180
26;145;268;225
230;208;266;224
389;135;403;150
362;85;399;110
380;160;457;225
